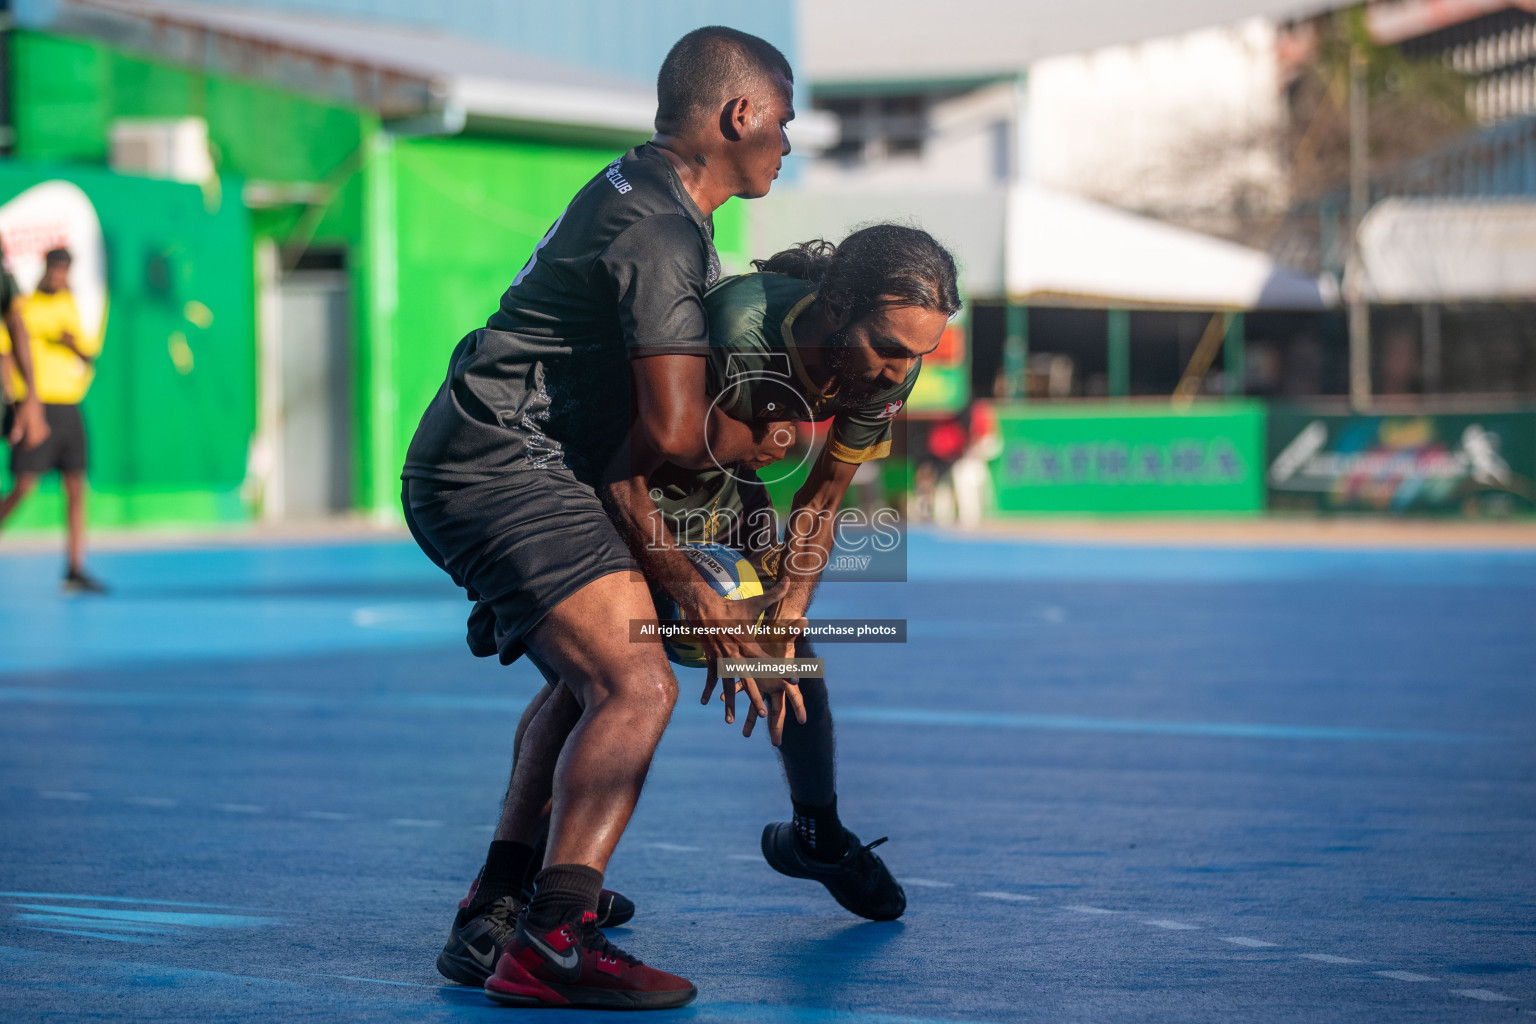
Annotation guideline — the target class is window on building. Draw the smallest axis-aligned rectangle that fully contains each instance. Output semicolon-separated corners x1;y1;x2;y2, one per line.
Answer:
815;94;931;163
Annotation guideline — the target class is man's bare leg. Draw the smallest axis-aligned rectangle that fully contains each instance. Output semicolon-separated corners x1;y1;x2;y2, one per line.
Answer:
0;471;39;529
495;681;578;843
62;470;86;573
525;570;677;877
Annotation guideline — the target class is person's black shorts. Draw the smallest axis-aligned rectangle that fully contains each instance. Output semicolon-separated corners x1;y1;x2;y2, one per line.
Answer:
402;469;639;668
6;402;88;476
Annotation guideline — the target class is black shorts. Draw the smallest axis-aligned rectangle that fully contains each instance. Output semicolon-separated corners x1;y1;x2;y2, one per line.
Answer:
402;470;638;667
6;403;87;476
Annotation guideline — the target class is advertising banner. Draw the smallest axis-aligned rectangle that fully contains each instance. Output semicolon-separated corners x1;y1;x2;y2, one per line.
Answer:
988;402;1266;514
905;320;968;414
1267;407;1536;515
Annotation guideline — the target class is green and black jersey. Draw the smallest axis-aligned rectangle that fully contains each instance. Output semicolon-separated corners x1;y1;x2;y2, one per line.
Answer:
651;272;918;545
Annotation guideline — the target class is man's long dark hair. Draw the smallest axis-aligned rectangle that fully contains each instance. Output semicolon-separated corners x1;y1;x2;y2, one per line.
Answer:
751;225;962;321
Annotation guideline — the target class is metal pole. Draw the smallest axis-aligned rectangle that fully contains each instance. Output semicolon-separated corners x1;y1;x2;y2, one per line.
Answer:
1223;312;1246;397
1420;302;1441;394
1003;303;1028;399
1347;44;1371;410
1107;308;1130;398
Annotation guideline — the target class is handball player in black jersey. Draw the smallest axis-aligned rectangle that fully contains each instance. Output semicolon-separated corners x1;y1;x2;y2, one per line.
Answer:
404;27;798;1010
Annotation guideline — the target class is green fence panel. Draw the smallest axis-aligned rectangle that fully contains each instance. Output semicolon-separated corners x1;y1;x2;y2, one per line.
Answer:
0;163;255;530
988;401;1267;514
377;136;747;515
1267;406;1536;516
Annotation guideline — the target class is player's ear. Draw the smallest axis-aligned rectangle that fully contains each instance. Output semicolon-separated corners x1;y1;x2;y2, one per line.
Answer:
720;95;750;142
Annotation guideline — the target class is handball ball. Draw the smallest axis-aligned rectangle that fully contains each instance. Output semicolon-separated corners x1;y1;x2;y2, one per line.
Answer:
657;542;765;668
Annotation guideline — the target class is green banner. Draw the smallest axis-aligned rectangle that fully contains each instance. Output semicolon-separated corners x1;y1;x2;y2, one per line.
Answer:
988;402;1266;514
1268;407;1536;515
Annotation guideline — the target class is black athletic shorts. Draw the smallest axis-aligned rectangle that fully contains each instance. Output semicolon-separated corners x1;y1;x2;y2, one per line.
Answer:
6;403;87;476
402;469;638;667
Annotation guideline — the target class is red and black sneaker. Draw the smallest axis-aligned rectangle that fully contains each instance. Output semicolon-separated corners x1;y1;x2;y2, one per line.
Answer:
441;866;633;987
483;910;696;1010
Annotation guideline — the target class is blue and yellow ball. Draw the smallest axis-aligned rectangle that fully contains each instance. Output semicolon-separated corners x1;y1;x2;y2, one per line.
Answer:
656;542;765;668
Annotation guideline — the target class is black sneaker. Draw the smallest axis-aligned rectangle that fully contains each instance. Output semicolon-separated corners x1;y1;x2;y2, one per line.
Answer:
760;822;906;921
594;888;635;929
62;569;108;595
437;894;524;986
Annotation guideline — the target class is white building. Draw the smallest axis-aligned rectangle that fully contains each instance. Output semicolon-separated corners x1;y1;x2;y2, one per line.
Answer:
760;0;1340;400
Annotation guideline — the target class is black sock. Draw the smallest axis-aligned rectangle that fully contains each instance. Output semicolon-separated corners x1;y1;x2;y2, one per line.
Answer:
526;864;604;930
467;840;536;917
521;819;551;898
792;795;849;862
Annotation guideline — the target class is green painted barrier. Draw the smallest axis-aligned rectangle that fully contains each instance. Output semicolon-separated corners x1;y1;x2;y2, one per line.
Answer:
988;402;1267;514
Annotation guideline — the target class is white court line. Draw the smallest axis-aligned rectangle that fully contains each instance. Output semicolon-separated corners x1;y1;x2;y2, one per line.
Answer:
1064;905;1117;915
303;811;351;821
1297;953;1361;964
389;818;443;828
727;854;760;862
1222;936;1278;948
978;891;1038;902
126;797;176;807
1376;971;1437;982
39;791;90;801
904;878;955;889
1145;919;1200;930
642;842;702;852
1453;989;1516;1002
216;803;265;814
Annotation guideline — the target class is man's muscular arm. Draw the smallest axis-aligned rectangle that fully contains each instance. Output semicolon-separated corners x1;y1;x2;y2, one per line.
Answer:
772;446;861;622
725;446;860;742
4;305;48;449
631;354;792;471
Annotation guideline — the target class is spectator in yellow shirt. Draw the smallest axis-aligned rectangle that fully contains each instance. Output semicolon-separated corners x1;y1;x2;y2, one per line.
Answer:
0;248;107;593
0;236;50;451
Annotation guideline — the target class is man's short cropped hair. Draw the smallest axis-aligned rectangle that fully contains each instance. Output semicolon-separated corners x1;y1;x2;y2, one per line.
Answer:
44;248;71;266
655;26;793;135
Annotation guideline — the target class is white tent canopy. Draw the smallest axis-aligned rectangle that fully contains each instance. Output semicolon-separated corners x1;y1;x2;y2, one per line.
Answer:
1005;185;1337;309
1359;198;1536;303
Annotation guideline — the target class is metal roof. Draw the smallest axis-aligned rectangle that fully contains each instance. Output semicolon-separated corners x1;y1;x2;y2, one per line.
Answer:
32;0;659;138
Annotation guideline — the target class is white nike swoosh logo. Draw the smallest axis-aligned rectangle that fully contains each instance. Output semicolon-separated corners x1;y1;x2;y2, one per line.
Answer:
526;930;581;972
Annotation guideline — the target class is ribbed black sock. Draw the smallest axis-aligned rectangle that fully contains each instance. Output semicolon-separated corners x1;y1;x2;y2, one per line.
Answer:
792;795;849;862
526;864;605;930
467;840;537;917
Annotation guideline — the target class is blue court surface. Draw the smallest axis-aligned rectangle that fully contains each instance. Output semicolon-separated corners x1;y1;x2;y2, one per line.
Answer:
2;531;1534;1022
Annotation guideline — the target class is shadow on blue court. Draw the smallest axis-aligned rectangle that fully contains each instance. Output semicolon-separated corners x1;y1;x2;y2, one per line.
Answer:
1;531;1533;1021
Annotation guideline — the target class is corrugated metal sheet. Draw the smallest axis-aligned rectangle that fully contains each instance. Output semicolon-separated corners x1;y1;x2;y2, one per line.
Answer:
121;0;798;89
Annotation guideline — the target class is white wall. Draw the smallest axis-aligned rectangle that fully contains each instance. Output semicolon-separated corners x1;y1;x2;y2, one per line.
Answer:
1024;18;1288;225
802;80;1019;191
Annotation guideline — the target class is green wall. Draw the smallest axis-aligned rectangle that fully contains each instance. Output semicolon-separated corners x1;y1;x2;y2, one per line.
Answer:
8;29;756;524
12;31;371;249
0;163;255;531
375;135;748;517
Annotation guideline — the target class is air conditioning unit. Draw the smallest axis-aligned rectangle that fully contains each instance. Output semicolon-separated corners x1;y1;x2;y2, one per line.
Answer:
109;118;215;184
